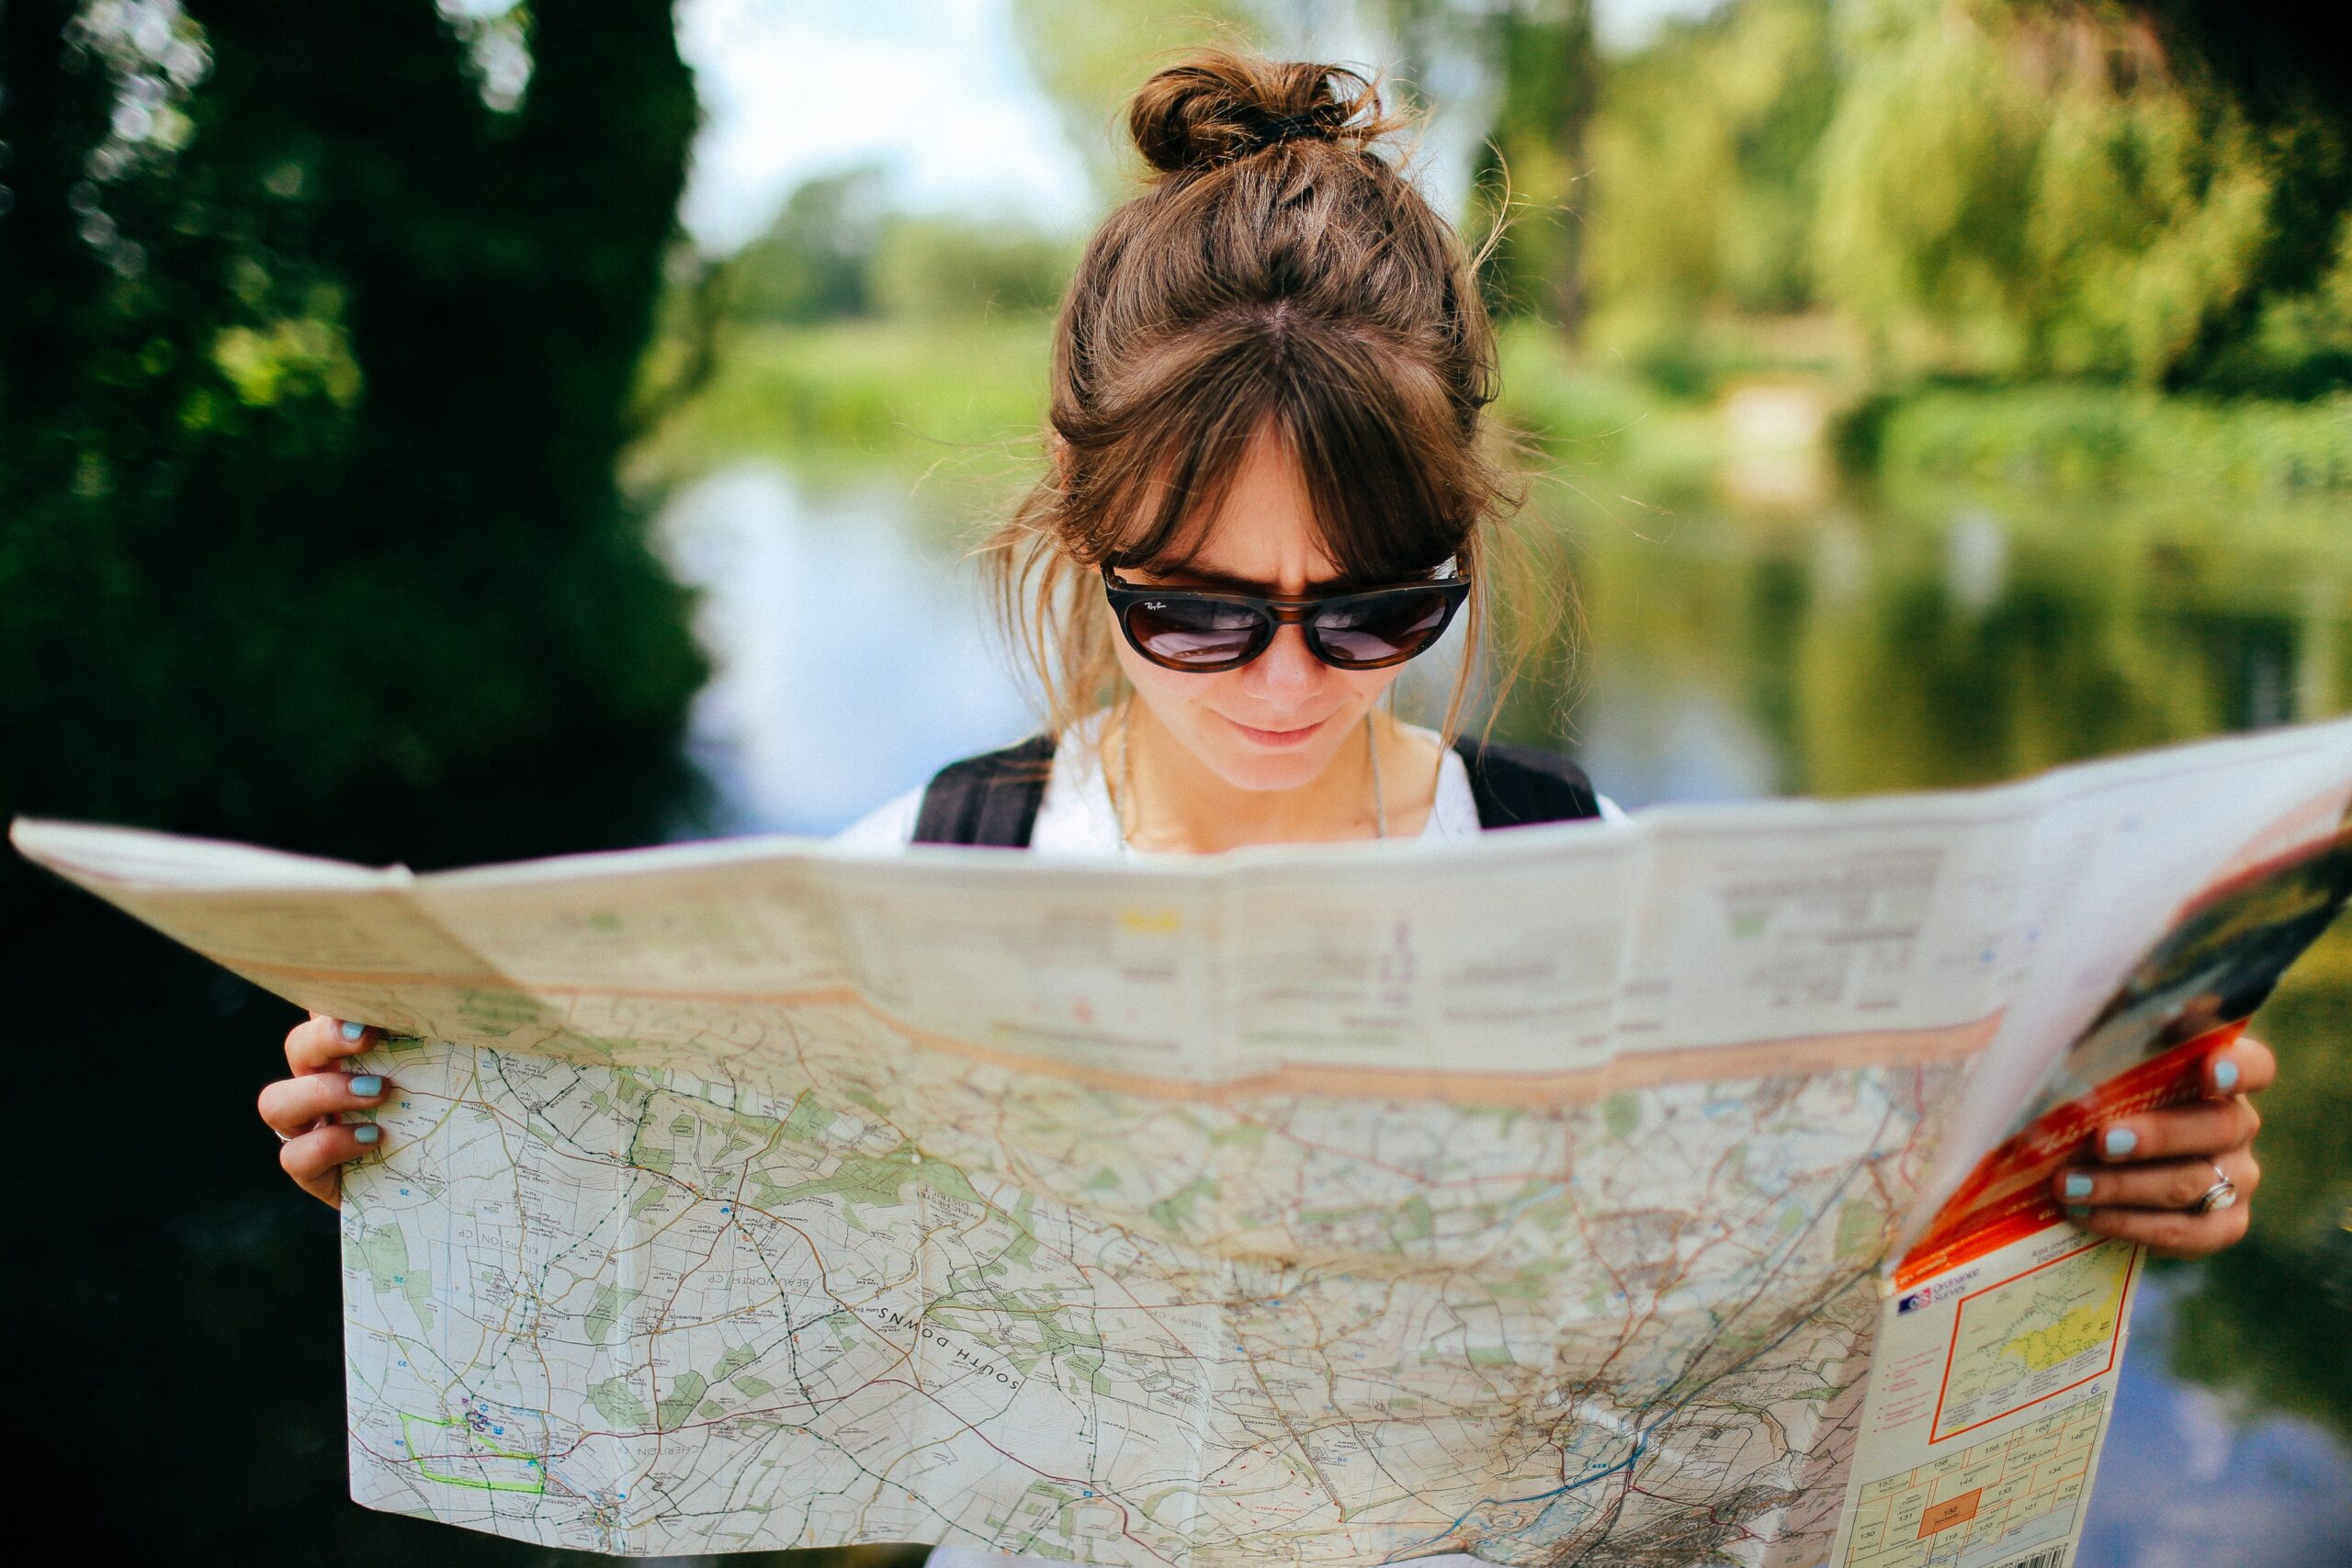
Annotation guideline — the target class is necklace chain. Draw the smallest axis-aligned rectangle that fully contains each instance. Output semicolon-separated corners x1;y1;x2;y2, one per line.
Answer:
1113;702;1387;851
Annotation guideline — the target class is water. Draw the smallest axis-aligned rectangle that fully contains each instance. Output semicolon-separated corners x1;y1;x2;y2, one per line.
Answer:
657;456;2352;1564
656;465;1031;836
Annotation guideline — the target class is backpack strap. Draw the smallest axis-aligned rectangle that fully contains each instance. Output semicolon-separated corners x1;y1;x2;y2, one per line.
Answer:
912;730;1599;844
1452;737;1602;829
911;734;1058;847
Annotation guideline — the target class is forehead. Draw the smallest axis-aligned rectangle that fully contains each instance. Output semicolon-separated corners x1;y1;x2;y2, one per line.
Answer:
1142;423;1349;588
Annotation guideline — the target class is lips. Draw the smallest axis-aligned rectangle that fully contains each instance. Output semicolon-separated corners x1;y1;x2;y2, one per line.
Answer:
1226;714;1329;749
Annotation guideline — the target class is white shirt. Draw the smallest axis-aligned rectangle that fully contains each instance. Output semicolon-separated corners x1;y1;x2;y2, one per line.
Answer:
835;715;1627;850
835;716;1621;1568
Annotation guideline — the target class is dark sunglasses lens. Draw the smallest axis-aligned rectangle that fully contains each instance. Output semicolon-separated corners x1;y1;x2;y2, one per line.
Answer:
1124;596;1268;668
1310;590;1456;666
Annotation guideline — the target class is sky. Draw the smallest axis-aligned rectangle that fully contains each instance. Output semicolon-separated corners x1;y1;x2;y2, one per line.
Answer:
671;0;1729;255
674;0;1090;253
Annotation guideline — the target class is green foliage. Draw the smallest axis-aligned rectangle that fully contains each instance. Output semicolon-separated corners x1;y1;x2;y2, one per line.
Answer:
1825;0;2248;385
1462;0;1597;332
631;319;1057;481
1008;0;1261;203
683;164;1074;348
721;162;892;323
1567;0;2352;398
1584;0;1836;378
869;213;1077;322
1871;384;2352;493
2192;211;2352;397
0;1;707;836
1489;321;1725;491
1815;0;2345;388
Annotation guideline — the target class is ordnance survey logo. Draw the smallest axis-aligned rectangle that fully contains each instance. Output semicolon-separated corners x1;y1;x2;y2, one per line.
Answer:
1897;1266;1980;1313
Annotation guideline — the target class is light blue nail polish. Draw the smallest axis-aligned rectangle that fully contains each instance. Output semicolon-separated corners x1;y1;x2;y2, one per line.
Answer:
2064;1204;2091;1220
2213;1060;2239;1093
354;1123;380;1145
2064;1173;2094;1200
2103;1126;2138;1158
339;1020;366;1041
349;1075;383;1098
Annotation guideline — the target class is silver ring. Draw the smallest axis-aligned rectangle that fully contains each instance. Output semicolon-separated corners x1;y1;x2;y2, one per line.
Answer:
271;1115;323;1145
2190;1161;2237;1215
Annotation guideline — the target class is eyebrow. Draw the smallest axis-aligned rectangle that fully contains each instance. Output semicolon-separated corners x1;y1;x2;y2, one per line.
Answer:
1126;559;1459;596
1152;564;1354;587
1137;563;1354;594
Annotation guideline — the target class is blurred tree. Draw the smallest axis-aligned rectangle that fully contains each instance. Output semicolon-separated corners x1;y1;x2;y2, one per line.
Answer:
1009;0;1261;204
868;211;1075;322
1458;0;1596;340
1583;0;1836;384
721;161;893;325
1815;0;2351;390
2123;2;2352;394
706;164;1072;328
0;0;707;839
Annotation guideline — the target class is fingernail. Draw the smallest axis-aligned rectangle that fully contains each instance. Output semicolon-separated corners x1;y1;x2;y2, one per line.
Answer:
353;1123;380;1145
2102;1127;2138;1158
2064;1204;2091;1219
2064;1173;2094;1200
2214;1060;2240;1093
348;1075;383;1098
339;1020;366;1042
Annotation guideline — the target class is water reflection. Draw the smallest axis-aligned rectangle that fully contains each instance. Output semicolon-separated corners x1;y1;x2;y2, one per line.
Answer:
2081;1271;2352;1566
656;463;1031;835
653;458;2352;1559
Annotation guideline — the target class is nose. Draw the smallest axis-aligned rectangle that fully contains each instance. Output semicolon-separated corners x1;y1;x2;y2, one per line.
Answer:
1237;623;1324;705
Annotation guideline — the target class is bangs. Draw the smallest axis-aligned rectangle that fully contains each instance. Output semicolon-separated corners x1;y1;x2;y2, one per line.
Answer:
1082;310;1476;584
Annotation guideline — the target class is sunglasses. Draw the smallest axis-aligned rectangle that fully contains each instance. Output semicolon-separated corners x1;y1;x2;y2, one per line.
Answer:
1101;562;1469;672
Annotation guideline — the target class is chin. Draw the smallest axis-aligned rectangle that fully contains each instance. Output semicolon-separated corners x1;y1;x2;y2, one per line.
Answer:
1199;718;1353;791
1210;750;1332;792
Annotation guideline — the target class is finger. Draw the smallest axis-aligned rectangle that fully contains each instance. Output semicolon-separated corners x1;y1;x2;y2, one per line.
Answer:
2066;1193;2251;1259
2091;1096;2260;1162
286;1013;376;1075
2204;1035;2277;1099
277;1121;386;1211
257;1070;391;1138
2053;1148;2260;1211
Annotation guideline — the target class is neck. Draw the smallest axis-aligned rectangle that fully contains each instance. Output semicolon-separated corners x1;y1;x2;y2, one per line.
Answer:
1109;699;1439;853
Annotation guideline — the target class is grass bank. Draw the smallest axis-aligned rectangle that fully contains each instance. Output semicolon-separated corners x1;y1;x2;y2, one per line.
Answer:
628;320;1057;492
1854;384;2352;495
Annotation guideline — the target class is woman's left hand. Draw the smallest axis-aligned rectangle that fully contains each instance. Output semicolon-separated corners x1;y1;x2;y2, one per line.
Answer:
2050;1035;2273;1258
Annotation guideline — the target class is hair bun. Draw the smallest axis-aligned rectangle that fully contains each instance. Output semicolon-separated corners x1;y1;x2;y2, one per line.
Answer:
1127;49;1398;177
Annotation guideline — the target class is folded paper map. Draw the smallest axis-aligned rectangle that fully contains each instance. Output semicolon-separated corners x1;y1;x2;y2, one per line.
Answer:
17;715;2352;1567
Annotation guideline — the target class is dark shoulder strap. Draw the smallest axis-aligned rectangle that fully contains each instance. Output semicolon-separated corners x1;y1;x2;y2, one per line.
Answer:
911;734;1057;847
1453;737;1602;829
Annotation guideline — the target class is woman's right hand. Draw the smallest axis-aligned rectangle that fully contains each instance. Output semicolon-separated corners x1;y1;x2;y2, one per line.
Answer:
258;1012;392;1209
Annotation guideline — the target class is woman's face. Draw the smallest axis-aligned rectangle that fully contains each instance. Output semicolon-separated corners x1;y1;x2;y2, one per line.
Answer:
1109;425;1412;793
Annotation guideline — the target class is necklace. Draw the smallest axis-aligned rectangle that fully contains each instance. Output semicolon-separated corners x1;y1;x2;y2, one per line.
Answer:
1112;702;1387;851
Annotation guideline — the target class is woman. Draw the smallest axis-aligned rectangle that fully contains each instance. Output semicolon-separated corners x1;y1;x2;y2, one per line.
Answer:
259;34;2267;1452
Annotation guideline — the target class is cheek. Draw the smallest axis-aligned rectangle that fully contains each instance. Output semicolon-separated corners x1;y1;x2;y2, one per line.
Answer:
1113;642;1201;717
1119;653;1259;757
1333;668;1401;711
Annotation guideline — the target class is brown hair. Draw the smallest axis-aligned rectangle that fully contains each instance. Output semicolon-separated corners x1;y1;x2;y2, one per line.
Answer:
980;46;1557;761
